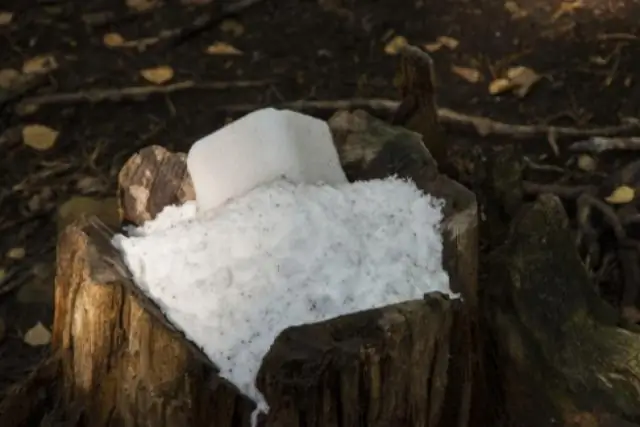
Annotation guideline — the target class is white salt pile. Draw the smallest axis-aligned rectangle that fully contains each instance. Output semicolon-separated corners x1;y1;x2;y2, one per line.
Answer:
112;176;454;423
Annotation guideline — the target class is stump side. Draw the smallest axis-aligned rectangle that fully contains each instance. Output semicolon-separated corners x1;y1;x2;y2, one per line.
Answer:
258;297;456;427
52;220;251;427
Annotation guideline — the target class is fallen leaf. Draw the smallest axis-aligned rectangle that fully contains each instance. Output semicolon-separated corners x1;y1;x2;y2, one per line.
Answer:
604;185;635;204
423;42;443;53
22;124;59;151
504;1;528;19
0;11;12;26
384;35;408;55
205;41;243;55
0;68;21;90
103;32;125;47
552;0;583;21
126;0;160;12
6;247;25;260
24;322;51;346
438;36;459;49
576;154;597;172
451;65;482;83
220;19;244;37
423;35;459;52
488;78;513;95
22;54;58;75
506;66;541;97
488;66;541;97
140;65;174;84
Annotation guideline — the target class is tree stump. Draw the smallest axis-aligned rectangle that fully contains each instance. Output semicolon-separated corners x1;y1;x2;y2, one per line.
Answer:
487;194;640;427
48;104;479;427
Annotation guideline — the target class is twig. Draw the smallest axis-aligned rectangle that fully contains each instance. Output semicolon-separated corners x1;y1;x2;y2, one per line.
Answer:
522;181;595;199
15;80;272;111
168;0;266;48
569;137;640;153
214;99;640;139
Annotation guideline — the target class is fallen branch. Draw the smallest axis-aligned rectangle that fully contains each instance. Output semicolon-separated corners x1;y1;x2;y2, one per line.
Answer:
15;80;272;112
522;181;595;199
569;136;640;153
217;99;640;139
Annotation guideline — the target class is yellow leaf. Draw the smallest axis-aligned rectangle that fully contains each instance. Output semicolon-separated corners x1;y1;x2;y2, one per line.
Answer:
604;185;635;205
0;68;21;89
22;124;59;151
504;1;528;19
488;78;513;95
384;35;408;55
6;247;25;260
220;19;245;37
423;41;443;53
140;65;174;84
437;36;459;50
103;32;125;47
576;154;596;172
0;11;12;26
126;0;160;12
451;65;482;83
206;41;243;55
24;322;51;346
22;54;58;74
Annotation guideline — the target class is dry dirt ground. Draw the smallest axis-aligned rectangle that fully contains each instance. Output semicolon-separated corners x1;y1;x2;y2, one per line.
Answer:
1;0;640;398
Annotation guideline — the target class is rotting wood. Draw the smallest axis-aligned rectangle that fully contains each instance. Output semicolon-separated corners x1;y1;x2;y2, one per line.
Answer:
44;133;478;427
487;194;640;427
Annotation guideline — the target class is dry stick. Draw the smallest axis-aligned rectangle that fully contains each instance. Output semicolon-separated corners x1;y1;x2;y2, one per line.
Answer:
569;137;640;153
16;79;272;110
218;99;640;139
14;92;640;140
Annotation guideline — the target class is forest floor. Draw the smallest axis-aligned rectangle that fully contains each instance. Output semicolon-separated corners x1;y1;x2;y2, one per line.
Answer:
2;0;640;398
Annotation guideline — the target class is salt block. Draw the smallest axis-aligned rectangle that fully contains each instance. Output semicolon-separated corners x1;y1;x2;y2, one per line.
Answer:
187;108;348;212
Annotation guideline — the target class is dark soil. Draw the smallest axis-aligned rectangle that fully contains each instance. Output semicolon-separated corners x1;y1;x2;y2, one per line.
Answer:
1;0;640;406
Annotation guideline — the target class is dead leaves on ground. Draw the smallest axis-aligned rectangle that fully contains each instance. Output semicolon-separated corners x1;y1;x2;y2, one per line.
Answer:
604;186;635;205
22;124;59;151
424;36;459;53
206;41;243;55
140;65;174;84
489;66;541;97
22;55;58;75
24;322;51;346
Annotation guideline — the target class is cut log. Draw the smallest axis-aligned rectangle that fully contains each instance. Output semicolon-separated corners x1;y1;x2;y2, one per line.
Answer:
45;116;478;427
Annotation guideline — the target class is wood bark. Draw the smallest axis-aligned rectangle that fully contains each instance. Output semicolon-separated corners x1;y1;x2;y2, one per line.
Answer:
487;194;640;427
46;118;478;427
